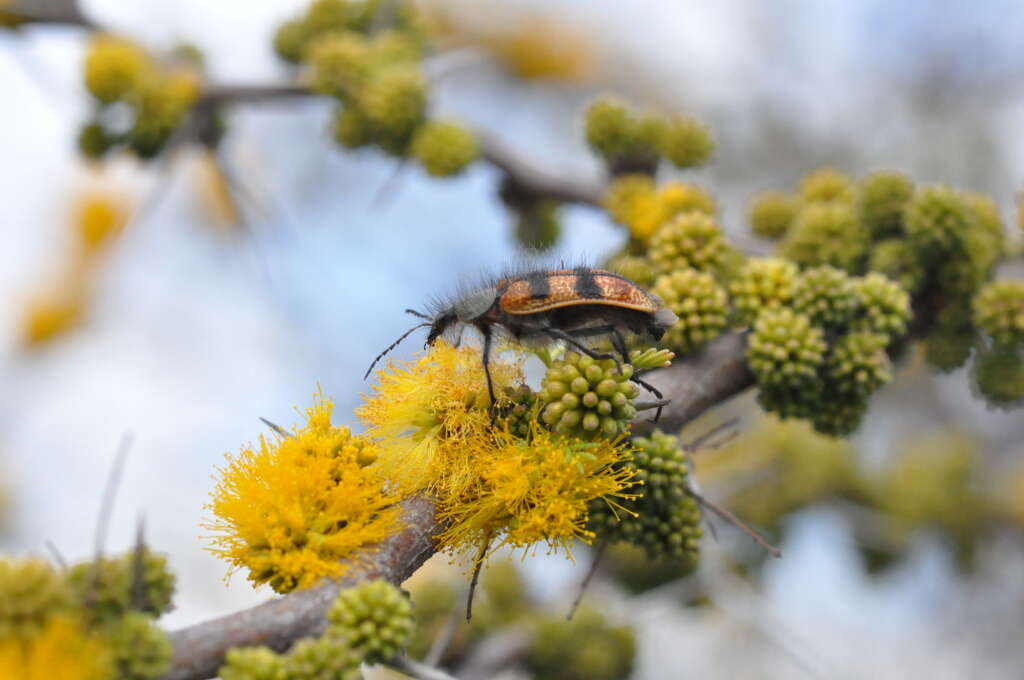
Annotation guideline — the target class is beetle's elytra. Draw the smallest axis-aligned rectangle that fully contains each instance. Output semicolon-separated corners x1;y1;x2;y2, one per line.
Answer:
364;266;678;418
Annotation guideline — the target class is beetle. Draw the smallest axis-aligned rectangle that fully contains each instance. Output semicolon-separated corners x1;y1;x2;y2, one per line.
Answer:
364;266;678;418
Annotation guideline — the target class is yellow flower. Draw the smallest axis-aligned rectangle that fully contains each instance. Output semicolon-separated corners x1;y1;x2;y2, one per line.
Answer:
205;393;403;593
357;341;523;500
20;290;87;348
359;344;636;557
74;190;129;253
0;616;113;680
437;427;637;554
602;176;715;241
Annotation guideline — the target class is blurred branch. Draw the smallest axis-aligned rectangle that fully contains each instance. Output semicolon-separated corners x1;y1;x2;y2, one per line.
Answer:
2;0;98;29
160;334;754;680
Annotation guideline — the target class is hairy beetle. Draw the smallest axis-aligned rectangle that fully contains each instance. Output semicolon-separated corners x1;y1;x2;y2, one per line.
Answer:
364;266;678;417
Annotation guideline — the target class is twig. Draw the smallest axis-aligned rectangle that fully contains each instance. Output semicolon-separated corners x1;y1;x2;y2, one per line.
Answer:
259;417;292;438
387;655;462;680
131;517;147;611
685;488;781;559
45;540;67;570
2;0;98;29
567;541;606;620
87;434;132;608
465;533;493;621
683;417;740;453
425;592;464;666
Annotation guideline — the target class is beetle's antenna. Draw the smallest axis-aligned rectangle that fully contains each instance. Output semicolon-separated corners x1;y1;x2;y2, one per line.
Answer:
405;308;430;320
363;322;431;379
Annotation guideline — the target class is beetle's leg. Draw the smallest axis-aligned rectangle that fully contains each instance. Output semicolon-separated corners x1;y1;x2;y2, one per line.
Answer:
633;377;664;422
480;325;498;422
540;328;619;364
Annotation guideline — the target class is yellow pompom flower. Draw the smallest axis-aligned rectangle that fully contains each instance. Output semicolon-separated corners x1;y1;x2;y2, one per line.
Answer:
83;34;153;104
206;394;403;593
358;341;523;500
437;426;637;554
21;292;87;348
358;342;636;557
0;616;113;680
74;191;129;254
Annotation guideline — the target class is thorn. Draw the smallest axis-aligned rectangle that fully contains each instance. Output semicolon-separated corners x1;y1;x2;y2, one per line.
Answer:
259;417;291;438
567;542;606;620
686;488;781;558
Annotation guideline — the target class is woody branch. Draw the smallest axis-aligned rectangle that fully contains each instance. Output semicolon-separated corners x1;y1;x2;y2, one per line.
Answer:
159;332;752;680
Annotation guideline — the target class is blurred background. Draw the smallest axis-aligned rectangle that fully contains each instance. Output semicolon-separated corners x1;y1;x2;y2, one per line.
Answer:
3;0;1024;677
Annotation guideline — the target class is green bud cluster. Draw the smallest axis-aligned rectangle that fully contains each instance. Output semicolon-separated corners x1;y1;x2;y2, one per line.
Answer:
649;212;730;276
286;633;363;680
587;430;702;563
798;168;855;204
868;238;925;294
605;252;656;288
749;191;798;240
827;332;891;399
525;607;636;680
779;202;869;272
852;273;911;340
538;352;639;438
497;385;537;439
105;612;173;680
972;345;1024;407
273;0;422;64
0;558;73;638
583;95;713;172
651;268;728;354
79;34;202;160
729;257;799;325
747;308;827;391
973;279;1024;347
904;185;973;260
857;170;913;239
513;199;561;252
67;548;176;622
219;646;287;680
410;121;479;177
792;265;857;330
326;579;414;663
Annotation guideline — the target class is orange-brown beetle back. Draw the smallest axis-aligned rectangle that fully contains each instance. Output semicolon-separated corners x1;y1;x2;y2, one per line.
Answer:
499;268;660;315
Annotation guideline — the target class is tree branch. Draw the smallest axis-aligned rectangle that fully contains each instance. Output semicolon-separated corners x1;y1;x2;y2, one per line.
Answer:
2;0;98;29
160;332;753;680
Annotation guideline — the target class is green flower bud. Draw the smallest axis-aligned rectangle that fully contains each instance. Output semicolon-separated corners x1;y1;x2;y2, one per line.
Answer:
326;580;414;664
332;106;371;148
652;268;728;354
285;633;362;680
584;96;637;161
539;352;638;439
799;168;855;204
729;257;799;325
105;612;172;680
0;558;73;639
514;200;561;251
306;31;370;99
410;121;478;177
904;185;971;259
605;253;656;288
857;170;913;239
78;122;115;160
974;279;1024;347
84;34;152;104
649;211;729;276
749;191;797;240
828;332;892;399
219;646;286;680
779;202;868;272
525;608;636;680
973;345;1024;407
808;396;869;437
67;549;176;622
868;239;926;294
792;265;857;330
747;308;827;391
657;116;714;169
273;19;310;64
357;65;427;154
852;273;912;341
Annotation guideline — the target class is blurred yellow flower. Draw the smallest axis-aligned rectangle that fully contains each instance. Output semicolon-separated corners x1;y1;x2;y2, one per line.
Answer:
0;616;112;680
603;175;714;241
205;394;403;593
74;190;129;254
20;290;87;348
